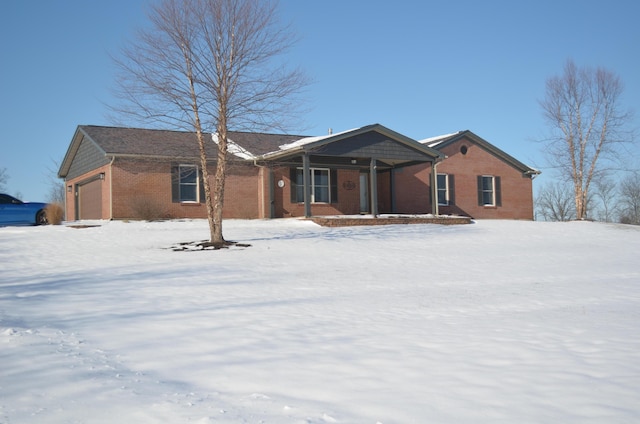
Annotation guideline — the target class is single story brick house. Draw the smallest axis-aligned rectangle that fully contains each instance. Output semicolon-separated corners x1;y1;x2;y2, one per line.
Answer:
58;123;539;221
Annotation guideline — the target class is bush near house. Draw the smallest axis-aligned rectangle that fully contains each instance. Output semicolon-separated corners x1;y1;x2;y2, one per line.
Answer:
45;203;64;225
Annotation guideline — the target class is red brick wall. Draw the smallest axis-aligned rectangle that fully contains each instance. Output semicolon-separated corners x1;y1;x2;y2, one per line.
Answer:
221;163;262;218
376;171;392;213
107;159;263;220
111;160;174;219
392;164;431;214
271;167;361;217
63;159;244;220
433;137;535;219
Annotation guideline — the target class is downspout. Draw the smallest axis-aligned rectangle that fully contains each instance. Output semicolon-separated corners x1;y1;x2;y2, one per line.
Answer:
303;153;311;218
431;157;445;216
431;161;438;216
108;156;115;220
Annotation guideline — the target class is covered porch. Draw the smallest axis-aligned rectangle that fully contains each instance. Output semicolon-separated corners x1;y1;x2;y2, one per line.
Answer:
256;124;445;218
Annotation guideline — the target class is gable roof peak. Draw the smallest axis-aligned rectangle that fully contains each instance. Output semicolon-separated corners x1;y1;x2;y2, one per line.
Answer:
423;129;540;176
419;131;465;147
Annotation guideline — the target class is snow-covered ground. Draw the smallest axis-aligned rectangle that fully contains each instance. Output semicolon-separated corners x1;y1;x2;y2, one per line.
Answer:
1;218;639;423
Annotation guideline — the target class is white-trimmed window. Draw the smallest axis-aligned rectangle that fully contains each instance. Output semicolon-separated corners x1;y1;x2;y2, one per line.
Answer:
292;167;336;203
178;164;199;202
478;175;501;207
437;174;449;206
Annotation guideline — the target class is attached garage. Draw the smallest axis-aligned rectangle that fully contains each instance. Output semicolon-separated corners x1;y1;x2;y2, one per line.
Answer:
76;177;103;220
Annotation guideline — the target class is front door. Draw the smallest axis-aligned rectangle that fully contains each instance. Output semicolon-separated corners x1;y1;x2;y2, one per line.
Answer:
359;173;369;213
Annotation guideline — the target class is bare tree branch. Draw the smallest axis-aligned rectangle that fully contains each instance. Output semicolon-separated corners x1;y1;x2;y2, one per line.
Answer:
535;182;575;221
619;172;640;225
539;60;635;220
0;167;8;192
110;0;309;245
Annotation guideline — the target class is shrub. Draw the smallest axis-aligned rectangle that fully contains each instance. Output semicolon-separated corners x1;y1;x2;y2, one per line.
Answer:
131;197;168;221
45;203;64;225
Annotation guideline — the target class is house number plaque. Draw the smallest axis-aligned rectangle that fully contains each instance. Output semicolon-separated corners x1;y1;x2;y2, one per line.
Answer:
342;180;356;190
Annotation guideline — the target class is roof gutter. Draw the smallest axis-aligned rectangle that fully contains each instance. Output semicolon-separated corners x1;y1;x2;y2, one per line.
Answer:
107;152;216;162
524;169;541;179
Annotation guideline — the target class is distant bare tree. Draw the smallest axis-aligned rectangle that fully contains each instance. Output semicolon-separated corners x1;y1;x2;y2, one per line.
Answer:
0;167;7;191
536;182;575;221
592;177;619;222
539;60;634;220
46;159;65;204
47;184;65;205
113;0;307;247
619;172;640;225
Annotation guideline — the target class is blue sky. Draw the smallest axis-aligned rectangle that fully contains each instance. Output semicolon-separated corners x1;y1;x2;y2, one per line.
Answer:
1;0;639;202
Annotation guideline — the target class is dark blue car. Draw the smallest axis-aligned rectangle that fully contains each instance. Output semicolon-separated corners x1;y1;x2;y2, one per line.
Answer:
0;193;48;226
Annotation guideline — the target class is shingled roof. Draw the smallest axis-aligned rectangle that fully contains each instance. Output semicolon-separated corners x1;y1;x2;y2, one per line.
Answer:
79;126;207;158
225;130;307;156
58;125;309;178
79;125;306;158
59;125;538;180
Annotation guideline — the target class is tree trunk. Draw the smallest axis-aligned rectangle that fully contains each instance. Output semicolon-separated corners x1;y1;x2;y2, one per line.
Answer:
195;131;216;243
211;121;228;247
575;186;585;220
112;0;309;247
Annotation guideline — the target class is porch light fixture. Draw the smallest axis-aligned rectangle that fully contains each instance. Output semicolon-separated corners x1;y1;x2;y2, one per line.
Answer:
99;173;105;180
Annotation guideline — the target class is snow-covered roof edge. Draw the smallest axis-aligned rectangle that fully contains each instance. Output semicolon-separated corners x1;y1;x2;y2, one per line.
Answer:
276;127;361;152
419;132;462;148
212;133;256;160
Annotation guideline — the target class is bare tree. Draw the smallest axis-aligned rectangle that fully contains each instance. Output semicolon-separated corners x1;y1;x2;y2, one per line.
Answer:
619;172;640;225
0;167;8;192
592;177;619;222
539;60;634;220
112;0;307;246
46;159;65;204
535;182;575;221
47;183;65;205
